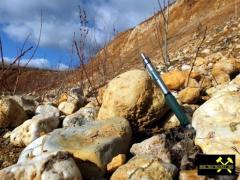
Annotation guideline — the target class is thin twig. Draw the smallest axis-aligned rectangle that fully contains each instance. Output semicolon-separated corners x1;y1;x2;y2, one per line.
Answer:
0;38;4;69
157;0;171;67
186;27;207;87
74;40;100;106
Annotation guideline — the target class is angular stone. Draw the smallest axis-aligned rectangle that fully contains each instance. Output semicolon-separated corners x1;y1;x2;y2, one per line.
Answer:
0;151;82;180
162;112;181;130
107;154;126;172
63;106;98;127
57;93;68;104
110;155;177;180
130;135;171;163
58;102;78;115
19;117;132;179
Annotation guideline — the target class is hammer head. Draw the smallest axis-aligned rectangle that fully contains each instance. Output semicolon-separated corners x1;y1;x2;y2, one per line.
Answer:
227;157;233;164
216;157;223;163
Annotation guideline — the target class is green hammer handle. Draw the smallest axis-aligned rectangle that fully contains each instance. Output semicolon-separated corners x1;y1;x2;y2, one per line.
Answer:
165;92;189;126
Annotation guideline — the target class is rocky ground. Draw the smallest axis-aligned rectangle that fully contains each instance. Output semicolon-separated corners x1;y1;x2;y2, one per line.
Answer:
0;128;23;169
0;14;240;180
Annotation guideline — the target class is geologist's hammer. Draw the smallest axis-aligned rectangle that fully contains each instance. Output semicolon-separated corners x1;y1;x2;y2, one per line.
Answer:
140;53;190;127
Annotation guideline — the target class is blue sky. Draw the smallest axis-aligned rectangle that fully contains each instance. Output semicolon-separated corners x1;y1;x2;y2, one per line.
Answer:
0;0;160;70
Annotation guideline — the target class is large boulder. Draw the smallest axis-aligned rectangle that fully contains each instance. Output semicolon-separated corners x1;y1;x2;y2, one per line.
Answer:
110;155;178;180
0;151;82;180
0;98;27;128
97;70;168;132
19;117;132;179
10;105;60;147
192;92;240;169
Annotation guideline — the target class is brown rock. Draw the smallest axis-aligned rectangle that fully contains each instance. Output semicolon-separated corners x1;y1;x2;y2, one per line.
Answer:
178;87;201;104
162;70;201;90
185;78;199;88
58;93;68;104
0;98;27;128
212;58;240;76
97;70;168;132
200;77;212;90
107;154;126;172
212;71;231;84
110;155;177;180
97;85;107;104
162;70;186;90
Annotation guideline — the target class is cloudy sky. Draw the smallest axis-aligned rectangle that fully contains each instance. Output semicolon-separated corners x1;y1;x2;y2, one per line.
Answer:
0;0;161;70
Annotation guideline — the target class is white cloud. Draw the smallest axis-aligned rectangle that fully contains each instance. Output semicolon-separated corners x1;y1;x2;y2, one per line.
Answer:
4;56;49;69
57;63;69;71
0;0;159;50
3;56;69;70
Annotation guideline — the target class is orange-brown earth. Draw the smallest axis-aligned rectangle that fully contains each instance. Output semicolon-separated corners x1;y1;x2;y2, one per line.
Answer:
1;0;239;94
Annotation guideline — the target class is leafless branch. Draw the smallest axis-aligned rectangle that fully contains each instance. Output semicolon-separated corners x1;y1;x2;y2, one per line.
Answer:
156;0;171;67
0;38;4;70
74;7;100;106
186;27;207;87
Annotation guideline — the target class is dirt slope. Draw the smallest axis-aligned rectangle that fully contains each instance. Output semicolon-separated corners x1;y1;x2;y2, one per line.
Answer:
1;0;239;94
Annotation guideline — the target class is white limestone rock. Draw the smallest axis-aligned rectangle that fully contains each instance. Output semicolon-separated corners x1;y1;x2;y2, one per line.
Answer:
63;106;98;127
10;105;60;147
0;151;82;180
130;134;171;163
19;117;132;179
192;92;240;169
